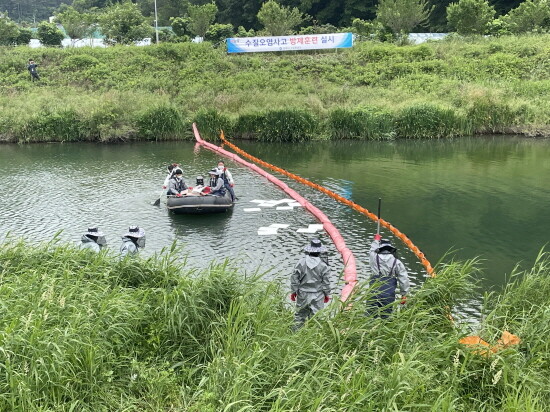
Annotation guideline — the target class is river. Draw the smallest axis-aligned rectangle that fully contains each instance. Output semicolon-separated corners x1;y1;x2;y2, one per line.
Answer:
1;136;548;297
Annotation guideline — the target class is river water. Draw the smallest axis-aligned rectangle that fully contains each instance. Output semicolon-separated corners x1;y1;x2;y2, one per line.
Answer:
1;137;548;298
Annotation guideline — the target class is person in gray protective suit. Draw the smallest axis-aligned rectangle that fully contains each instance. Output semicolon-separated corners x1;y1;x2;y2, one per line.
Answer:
290;238;331;330
120;226;146;257
167;168;188;197
79;227;107;252
366;234;409;318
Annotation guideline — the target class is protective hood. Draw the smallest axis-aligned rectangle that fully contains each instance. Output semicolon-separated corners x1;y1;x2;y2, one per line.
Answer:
376;239;396;254
305;255;321;269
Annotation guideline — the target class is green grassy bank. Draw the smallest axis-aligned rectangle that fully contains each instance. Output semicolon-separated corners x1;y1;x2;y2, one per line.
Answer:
1;35;550;142
0;239;548;410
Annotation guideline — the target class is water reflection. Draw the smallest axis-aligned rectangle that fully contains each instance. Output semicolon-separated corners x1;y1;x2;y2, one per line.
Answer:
1;136;549;295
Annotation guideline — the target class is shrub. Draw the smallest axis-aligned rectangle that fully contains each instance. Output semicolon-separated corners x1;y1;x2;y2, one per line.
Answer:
466;96;517;133
501;0;550;34
236;25;255;37
446;0;496;35
21;110;90;142
37;21;65;46
62;54;100;71
233;113;265;139
205;23;234;44
257;109;317;142
136;105;188;140
193;109;233;141
396;104;464;138
327;108;396;140
16;28;33;45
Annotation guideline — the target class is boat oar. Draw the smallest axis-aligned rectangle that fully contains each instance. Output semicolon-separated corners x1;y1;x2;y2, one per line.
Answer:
152;189;164;206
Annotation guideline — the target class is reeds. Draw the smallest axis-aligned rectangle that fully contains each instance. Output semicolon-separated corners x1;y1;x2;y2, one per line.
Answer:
1;34;550;142
0;238;548;410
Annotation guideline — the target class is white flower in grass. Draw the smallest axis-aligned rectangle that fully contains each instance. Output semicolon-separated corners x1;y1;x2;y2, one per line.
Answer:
492;369;503;385
453;349;460;368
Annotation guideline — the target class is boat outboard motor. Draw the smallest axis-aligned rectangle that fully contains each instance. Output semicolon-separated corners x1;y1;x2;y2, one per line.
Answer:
196;176;204;186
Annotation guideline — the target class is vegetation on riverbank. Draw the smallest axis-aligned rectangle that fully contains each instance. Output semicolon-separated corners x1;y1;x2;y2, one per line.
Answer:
0;238;548;410
1;34;549;142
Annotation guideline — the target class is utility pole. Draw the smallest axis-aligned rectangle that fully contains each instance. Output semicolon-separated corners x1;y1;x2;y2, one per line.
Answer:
154;0;159;44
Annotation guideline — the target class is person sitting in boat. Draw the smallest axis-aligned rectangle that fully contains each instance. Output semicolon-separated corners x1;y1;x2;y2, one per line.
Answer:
366;234;409;318
162;163;179;190
208;169;226;196
120;226;145;257
167;168;188;197
79;227;106;252
217;160;236;201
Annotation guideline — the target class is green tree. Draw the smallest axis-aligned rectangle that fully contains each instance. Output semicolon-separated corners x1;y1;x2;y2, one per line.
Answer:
204;22;233;43
98;1;153;45
257;0;303;36
170;16;191;36
37;21;65;45
376;0;433;35
501;0;550;33
187;2;217;38
446;0;495;35
0;13;20;45
56;6;97;44
17;27;33;44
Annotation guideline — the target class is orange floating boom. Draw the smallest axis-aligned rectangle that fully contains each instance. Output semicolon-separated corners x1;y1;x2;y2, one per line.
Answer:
219;131;435;278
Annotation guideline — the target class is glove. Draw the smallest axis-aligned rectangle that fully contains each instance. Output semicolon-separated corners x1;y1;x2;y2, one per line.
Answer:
176;193;182;198
290;293;297;302
324;295;330;303
374;234;382;241
162;185;167;189
400;296;407;305
230;183;234;187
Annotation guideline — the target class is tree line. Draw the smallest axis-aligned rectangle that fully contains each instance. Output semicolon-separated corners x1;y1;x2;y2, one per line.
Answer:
1;0;549;46
1;0;529;29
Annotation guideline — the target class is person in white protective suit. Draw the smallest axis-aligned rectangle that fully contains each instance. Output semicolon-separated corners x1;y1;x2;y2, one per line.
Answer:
366;234;410;318
79;227;107;252
290;238;331;330
120;226;146;257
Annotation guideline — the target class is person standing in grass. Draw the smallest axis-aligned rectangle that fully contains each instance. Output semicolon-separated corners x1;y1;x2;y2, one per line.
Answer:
120;226;146;257
366;234;409;318
27;59;40;81
79;227;107;252
290;238;331;330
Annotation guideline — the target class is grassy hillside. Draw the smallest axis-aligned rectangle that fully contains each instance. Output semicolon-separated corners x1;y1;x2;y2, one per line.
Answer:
0;239;548;410
1;35;549;142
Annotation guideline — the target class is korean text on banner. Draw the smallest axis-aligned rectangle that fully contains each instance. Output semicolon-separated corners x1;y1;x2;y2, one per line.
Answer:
226;33;353;53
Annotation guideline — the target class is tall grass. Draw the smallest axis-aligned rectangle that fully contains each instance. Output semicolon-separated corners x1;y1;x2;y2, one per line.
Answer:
1;35;549;142
0;239;548;410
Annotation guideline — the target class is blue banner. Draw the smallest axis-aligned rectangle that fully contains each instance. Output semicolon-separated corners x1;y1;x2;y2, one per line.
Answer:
227;33;353;53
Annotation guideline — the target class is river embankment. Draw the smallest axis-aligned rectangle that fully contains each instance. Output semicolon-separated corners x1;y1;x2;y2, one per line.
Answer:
1;34;549;143
0;239;548;410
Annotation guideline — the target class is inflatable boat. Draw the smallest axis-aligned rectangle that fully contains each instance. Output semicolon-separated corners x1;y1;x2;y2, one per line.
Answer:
166;192;234;214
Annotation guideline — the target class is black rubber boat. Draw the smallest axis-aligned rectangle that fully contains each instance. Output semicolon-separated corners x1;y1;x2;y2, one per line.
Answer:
166;192;234;214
